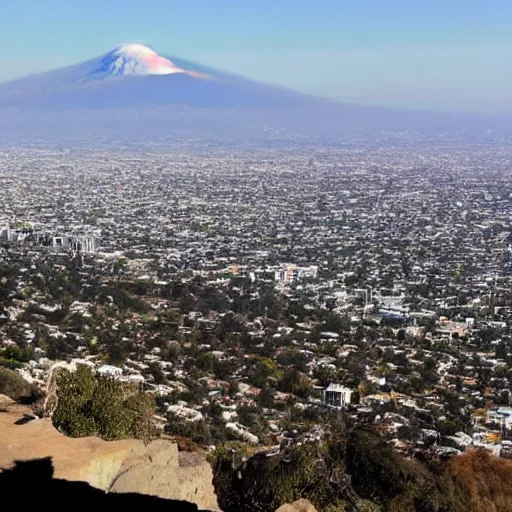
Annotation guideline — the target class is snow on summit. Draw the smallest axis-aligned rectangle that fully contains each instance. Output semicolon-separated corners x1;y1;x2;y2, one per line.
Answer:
95;44;198;77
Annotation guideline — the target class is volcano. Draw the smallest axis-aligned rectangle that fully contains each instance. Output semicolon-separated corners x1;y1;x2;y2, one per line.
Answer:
0;44;505;143
93;44;202;77
0;43;320;109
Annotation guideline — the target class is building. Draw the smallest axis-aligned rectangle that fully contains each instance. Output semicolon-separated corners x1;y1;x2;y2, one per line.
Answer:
0;222;9;241
495;407;512;430
1;221;97;253
275;264;318;283
52;235;96;253
70;236;96;253
1;221;33;242
322;383;352;408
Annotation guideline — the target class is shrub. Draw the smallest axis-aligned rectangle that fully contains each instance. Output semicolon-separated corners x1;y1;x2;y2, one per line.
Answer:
449;449;512;512
0;357;24;370
52;364;155;441
1;345;35;363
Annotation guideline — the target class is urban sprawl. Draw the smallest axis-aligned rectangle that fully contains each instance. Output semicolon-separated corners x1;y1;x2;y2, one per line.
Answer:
1;143;512;459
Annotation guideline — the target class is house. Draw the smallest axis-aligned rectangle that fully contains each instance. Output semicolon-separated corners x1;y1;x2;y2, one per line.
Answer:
322;383;352;408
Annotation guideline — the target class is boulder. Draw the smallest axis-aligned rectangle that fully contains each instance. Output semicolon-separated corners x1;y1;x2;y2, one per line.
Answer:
110;441;219;510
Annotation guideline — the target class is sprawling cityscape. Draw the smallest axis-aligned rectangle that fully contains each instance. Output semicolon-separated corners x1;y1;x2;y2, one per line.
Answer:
2;140;512;510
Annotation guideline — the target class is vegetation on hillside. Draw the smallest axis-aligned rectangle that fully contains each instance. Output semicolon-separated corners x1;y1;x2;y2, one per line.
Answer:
212;415;471;512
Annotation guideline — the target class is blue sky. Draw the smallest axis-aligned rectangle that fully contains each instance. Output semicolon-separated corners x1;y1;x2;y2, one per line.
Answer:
0;0;509;111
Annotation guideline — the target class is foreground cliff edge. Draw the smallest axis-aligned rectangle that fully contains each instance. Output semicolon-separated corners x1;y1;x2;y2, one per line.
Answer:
0;394;220;511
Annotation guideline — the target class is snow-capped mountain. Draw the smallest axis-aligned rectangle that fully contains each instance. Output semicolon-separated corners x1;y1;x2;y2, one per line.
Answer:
0;43;318;112
0;43;505;143
0;43;213;96
94;44;197;77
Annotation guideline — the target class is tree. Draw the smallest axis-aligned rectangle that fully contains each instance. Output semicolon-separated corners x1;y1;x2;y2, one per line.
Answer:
495;342;508;359
313;366;338;388
148;362;167;385
279;368;311;398
259;386;275;409
165;414;212;445
357;380;378;397
396;329;406;342
248;356;278;388
228;380;239;398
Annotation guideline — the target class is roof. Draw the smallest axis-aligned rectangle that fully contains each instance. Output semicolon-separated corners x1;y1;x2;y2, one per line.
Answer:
325;383;351;393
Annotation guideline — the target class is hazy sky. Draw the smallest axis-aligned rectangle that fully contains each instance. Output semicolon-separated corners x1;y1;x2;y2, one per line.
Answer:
0;0;509;112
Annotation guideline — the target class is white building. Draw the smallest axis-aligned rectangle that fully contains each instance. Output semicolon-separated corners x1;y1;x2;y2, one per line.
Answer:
322;383;352;408
496;407;512;430
0;222;10;241
52;235;96;253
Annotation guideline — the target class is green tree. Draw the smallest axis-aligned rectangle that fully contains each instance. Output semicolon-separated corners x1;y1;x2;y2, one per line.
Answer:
248;356;279;388
279;368;311;398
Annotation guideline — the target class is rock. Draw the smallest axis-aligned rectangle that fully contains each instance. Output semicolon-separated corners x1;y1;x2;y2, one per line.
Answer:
0;401;220;511
109;442;219;511
0;394;15;408
276;499;318;512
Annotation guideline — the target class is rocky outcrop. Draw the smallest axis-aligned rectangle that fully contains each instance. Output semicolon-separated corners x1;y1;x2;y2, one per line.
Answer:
0;396;220;511
276;499;318;512
109;440;220;510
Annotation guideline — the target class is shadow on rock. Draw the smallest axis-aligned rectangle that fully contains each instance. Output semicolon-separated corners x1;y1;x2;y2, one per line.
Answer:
0;457;212;511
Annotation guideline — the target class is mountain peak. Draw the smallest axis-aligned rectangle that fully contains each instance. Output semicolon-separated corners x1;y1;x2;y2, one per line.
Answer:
94;43;194;77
